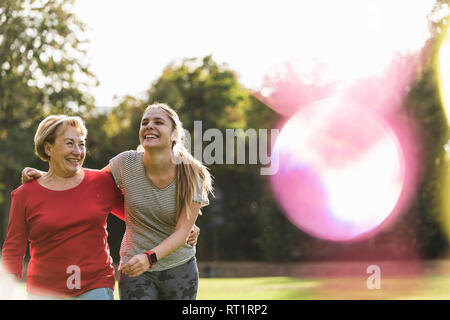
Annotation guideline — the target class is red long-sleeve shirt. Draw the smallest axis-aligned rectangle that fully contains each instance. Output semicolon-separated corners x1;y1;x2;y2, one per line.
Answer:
1;169;124;297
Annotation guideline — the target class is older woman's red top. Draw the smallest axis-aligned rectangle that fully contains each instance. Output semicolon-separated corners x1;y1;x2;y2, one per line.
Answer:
1;169;124;297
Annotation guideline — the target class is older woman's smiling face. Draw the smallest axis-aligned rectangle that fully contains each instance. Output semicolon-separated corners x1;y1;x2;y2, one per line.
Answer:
46;126;86;177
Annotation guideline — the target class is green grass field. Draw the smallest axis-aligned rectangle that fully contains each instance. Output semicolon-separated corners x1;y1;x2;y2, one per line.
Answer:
197;277;316;300
195;276;450;300
10;275;450;300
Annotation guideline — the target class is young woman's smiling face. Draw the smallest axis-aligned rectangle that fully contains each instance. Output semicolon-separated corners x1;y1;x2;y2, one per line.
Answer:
139;107;175;150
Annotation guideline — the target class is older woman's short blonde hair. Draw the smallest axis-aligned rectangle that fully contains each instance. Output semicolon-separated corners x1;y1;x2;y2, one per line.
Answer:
34;115;88;161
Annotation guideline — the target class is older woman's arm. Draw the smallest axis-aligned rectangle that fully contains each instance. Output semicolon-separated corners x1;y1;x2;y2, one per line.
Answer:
108;177;125;221
1;190;29;280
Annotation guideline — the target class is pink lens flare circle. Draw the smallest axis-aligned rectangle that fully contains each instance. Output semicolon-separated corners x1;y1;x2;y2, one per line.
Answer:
271;99;406;241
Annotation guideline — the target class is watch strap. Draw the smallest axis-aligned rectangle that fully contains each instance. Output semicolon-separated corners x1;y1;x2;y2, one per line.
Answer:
145;250;157;269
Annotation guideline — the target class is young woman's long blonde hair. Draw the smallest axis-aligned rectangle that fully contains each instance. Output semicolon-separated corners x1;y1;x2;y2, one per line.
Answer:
140;103;214;220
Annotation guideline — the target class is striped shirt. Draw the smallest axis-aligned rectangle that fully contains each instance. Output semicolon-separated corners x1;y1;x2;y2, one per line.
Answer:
109;150;208;271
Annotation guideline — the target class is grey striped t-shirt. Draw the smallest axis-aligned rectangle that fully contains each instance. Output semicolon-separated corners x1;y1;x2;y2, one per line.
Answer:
109;150;209;271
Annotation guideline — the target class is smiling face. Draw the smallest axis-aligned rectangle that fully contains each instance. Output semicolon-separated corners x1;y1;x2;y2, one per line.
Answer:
139;107;176;150
45;126;86;177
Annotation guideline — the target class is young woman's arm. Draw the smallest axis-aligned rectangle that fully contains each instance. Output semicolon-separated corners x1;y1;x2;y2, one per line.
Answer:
23;164;111;182
21;167;45;183
120;201;201;277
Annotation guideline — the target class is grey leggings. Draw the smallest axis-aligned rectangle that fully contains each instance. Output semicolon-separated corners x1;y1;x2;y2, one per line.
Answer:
118;257;199;300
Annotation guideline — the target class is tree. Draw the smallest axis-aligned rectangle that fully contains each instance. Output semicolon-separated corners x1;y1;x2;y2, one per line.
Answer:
148;56;251;132
0;0;96;241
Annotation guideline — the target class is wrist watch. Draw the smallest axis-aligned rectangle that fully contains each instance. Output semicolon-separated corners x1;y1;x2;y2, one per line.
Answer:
144;250;158;269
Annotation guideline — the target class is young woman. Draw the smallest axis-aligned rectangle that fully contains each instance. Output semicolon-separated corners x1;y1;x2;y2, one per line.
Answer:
105;103;213;300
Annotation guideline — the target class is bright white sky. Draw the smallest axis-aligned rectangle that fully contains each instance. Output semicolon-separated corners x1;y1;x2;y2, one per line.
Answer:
73;0;437;107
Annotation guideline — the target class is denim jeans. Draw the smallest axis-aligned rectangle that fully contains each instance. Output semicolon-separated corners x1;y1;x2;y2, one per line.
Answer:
28;287;114;300
73;287;114;300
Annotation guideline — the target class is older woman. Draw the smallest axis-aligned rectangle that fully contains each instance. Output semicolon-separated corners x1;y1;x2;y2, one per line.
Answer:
1;115;124;299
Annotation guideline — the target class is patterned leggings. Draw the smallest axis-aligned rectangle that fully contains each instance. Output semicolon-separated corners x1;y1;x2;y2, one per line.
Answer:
118;257;199;300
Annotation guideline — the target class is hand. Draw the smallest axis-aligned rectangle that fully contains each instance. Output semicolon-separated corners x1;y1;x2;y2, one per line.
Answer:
187;224;200;246
21;167;44;184
119;254;149;278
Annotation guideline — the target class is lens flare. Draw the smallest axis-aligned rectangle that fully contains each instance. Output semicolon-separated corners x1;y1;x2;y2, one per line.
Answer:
438;27;450;123
271;98;406;241
254;59;338;117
